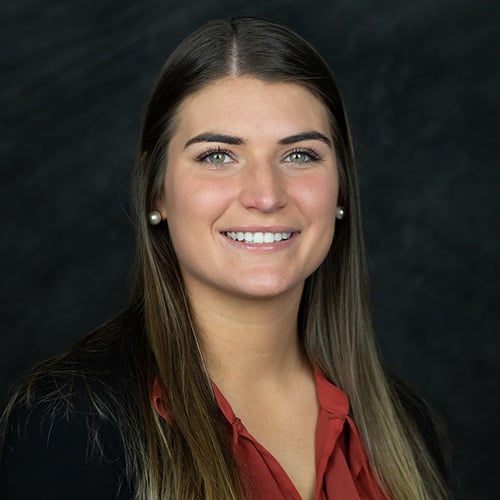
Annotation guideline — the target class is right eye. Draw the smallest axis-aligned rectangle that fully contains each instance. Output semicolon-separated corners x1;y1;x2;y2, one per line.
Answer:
196;148;233;166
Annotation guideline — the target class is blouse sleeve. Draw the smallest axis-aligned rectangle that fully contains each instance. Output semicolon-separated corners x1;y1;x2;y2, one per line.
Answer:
0;394;132;500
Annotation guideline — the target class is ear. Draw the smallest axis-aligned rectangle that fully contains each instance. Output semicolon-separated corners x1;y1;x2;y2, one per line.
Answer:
154;206;168;220
152;191;168;220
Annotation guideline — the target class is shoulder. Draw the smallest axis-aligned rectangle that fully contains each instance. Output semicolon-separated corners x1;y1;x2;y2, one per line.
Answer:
1;374;133;500
0;321;142;500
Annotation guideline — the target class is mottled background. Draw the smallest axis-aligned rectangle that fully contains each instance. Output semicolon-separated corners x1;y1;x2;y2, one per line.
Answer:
1;0;498;498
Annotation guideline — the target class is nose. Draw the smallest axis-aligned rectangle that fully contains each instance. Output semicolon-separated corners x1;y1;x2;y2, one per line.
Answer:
238;161;288;212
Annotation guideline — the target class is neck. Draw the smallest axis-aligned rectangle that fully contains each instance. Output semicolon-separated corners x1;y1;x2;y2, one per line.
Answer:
187;283;307;392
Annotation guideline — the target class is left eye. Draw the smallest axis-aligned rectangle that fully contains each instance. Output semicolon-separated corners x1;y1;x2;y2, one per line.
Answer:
283;150;318;164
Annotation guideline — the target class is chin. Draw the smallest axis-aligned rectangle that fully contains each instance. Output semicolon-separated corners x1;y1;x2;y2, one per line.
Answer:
229;277;303;300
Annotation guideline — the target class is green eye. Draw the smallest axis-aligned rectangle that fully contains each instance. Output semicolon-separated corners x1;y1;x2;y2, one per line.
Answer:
287;152;310;163
283;148;320;164
206;152;230;164
196;149;233;165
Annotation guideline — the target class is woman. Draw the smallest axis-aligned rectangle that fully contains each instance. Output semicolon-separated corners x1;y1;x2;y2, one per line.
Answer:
0;17;450;499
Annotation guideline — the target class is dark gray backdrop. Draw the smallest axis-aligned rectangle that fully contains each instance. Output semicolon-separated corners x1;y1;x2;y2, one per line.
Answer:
1;1;498;498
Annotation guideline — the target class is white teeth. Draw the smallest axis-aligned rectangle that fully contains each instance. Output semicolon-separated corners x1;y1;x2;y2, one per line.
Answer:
253;232;264;243
225;231;292;244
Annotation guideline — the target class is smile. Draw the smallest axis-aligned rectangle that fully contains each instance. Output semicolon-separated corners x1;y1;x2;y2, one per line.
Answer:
224;231;293;244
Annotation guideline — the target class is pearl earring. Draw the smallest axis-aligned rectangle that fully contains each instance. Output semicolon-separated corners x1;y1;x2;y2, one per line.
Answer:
335;206;345;220
148;211;162;225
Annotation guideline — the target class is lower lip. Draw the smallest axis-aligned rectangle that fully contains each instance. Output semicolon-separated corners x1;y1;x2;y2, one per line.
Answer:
220;232;298;251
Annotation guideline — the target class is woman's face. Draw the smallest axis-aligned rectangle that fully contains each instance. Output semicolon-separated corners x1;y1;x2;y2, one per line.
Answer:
156;77;339;302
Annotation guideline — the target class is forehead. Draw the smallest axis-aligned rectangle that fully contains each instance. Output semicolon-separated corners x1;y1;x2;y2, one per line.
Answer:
172;77;332;140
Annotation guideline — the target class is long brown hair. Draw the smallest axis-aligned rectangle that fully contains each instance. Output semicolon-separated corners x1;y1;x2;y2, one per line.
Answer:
2;17;449;499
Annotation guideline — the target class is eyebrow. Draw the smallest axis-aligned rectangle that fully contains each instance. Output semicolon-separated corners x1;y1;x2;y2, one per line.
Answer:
184;133;244;149
183;130;333;149
278;132;332;147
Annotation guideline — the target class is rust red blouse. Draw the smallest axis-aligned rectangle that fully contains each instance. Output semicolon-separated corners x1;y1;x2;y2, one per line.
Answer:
153;369;388;499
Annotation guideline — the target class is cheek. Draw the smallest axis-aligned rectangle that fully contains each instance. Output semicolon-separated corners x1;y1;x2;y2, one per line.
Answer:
164;172;234;226
298;174;339;225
